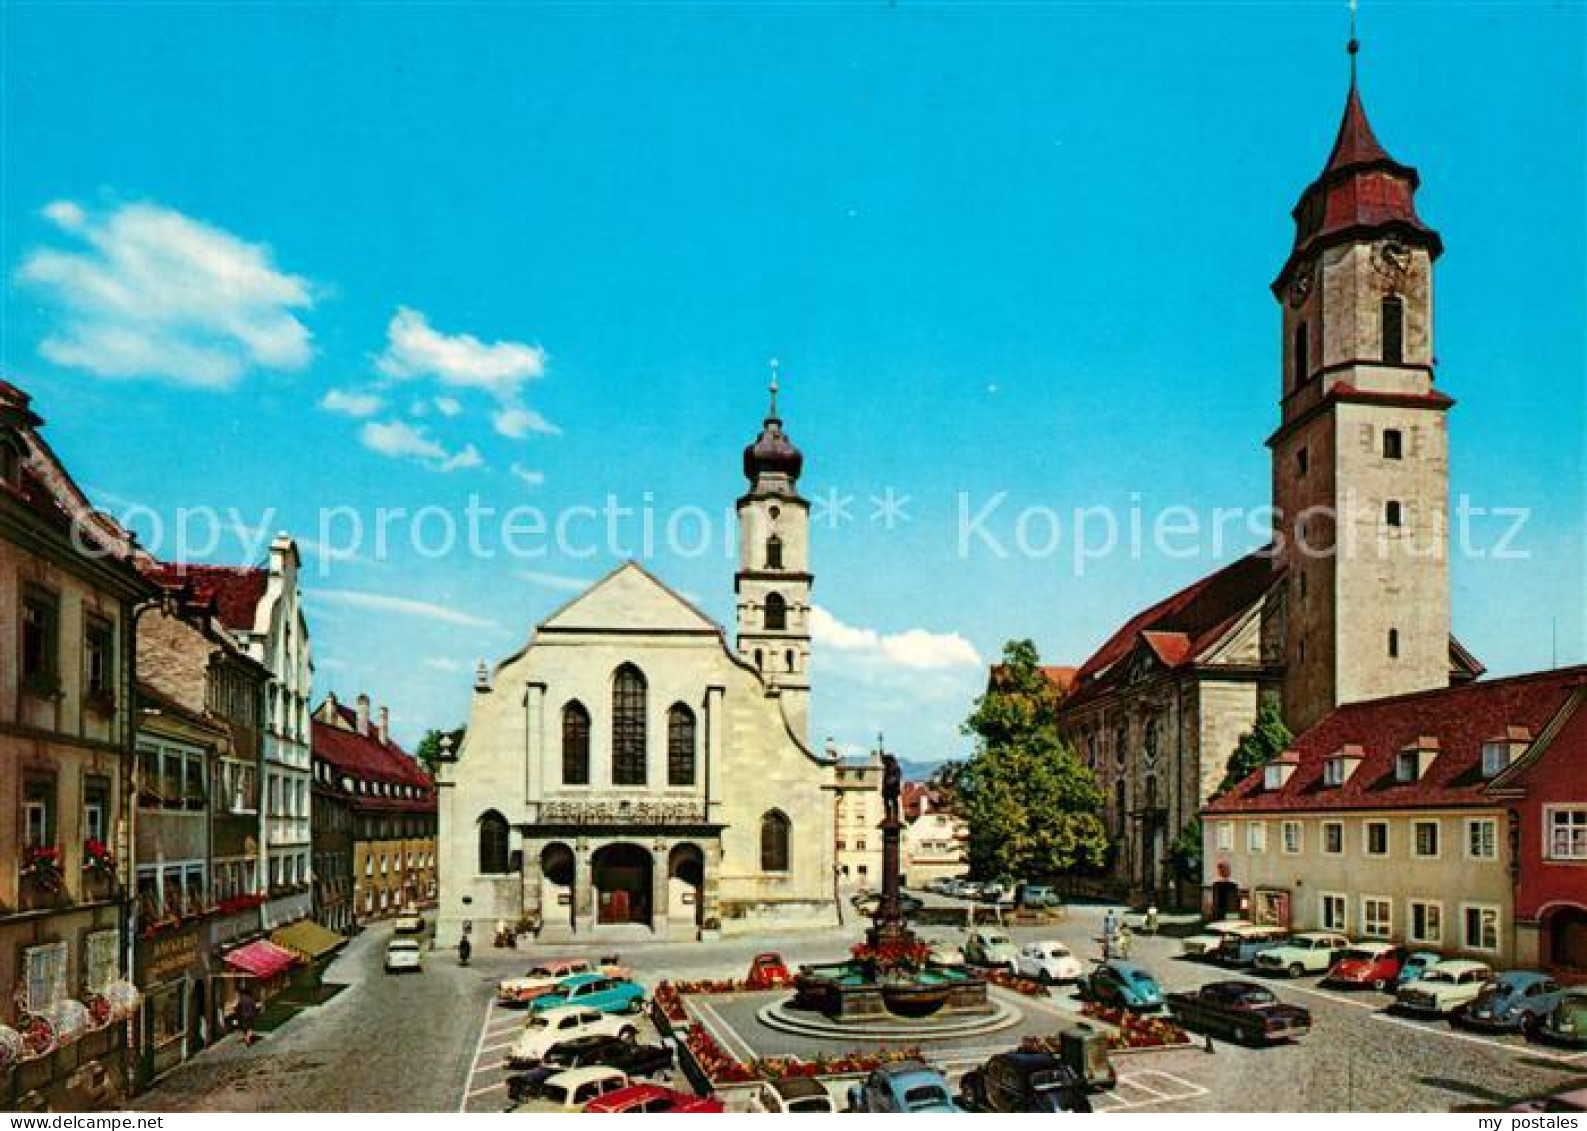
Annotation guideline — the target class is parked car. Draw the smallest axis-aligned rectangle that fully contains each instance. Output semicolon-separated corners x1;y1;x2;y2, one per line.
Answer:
1015;941;1083;984
1323;943;1409;991
584;1084;724;1113
961;1050;1091;1113
1252;931;1351;977
1505;1088;1587;1113
514;1066;629;1113
1077;960;1165;1012
925;939;966;967
1181;919;1253;958
1395;950;1443;987
541;1034;673;1078
851;891;924;917
528;973;646;1015
498;959;599;1006
508;1006;638;1067
848;1061;962;1113
978;881;1015;906
965;927;1021;970
1015;883;1062;909
1454;972;1563;1033
1213;924;1290;967
1394;959;1494;1016
384;938;422;974
748;1077;837;1113
1536;986;1587;1049
955;881;984;901
393;913;425;934
1166;980;1312;1045
924;877;957;896
746;952;791;988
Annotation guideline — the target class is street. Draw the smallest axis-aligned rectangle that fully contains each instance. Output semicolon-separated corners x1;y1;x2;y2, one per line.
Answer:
137;905;1587;1112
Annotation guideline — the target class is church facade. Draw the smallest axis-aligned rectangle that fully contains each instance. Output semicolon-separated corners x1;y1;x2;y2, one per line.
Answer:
1054;52;1483;906
434;388;838;944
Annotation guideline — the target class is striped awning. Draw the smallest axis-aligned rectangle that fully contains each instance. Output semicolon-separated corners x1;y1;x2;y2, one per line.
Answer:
222;939;298;980
270;919;346;961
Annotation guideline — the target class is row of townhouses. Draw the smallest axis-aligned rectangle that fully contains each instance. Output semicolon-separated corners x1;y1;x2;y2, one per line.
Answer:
0;379;437;1109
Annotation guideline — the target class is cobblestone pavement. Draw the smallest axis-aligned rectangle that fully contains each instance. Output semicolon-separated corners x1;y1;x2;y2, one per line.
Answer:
138;903;1587;1111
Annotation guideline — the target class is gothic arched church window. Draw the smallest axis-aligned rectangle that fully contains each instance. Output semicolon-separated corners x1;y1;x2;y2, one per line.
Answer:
562;701;591;786
478;810;510;874
667;703;696;787
764;592;787;631
761;810;791;872
612;664;648;786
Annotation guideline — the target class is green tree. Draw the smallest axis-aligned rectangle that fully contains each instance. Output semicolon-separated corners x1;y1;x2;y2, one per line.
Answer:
953;640;1109;880
1169;815;1203;882
415;726;465;777
1217;699;1292;796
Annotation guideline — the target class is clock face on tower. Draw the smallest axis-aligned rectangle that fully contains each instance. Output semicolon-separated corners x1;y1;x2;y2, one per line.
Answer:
1373;239;1412;283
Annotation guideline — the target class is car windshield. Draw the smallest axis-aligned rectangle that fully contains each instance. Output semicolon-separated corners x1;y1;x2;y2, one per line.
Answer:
986;934;1011;946
1424;970;1458;984
541;1086;569;1105
904;1085;951;1109
1236;989;1278;1006
1339;949;1376;962
1128;971;1156;984
788;1098;830;1113
527;1017;549;1031
1031;1070;1069;1090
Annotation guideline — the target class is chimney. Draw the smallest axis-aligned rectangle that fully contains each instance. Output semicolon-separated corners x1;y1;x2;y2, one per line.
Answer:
355;693;370;737
377;706;389;745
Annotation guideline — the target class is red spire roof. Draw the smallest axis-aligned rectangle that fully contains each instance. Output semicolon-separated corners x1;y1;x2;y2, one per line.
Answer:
1322;80;1392;174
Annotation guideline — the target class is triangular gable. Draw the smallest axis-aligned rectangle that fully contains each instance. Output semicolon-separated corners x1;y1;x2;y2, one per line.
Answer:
539;561;721;635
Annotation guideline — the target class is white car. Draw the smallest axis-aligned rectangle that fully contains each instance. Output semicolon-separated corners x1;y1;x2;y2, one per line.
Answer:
507;1006;638;1068
384;938;423;974
748;1077;838;1113
1181;919;1253;958
1252;932;1351;977
1015;940;1083;984
514;1066;629;1112
393;913;425;934
925;939;966;967
1395;960;1495;1016
965;927;1021;970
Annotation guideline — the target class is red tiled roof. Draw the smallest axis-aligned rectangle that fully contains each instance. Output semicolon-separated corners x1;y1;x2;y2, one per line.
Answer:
143;562;268;633
1206;666;1587;815
1062;552;1280;710
1322;83;1391;175
312;704;435;813
1041;666;1078;694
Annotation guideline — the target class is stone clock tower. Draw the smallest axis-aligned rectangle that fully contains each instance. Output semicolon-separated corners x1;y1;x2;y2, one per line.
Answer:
1269;44;1453;732
736;368;813;741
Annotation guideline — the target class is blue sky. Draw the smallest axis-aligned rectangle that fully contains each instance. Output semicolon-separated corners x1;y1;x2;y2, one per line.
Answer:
2;3;1582;760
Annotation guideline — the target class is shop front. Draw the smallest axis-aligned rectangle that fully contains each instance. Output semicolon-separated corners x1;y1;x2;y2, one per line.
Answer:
134;923;211;1087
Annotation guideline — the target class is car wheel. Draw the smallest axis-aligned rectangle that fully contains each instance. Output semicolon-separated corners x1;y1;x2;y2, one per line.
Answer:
1288;963;1304;979
619;1026;637;1044
1235;1026;1255;1045
1372;978;1387;992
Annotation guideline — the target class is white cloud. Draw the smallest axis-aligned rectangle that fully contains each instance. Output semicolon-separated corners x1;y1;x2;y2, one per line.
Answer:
518;569;589;593
493;404;560;439
374;307;545;400
19;199;313;389
359;418;447;463
434;396;462;417
809;606;982;671
320;388;383;417
441;443;484;472
309;587;503;630
510;463;545;488
423;656;464;672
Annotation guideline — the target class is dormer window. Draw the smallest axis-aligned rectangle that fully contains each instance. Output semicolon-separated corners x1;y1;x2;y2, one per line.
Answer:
1323;758;1345;787
1263;756;1298;790
1395;751;1418;782
1481;741;1511;779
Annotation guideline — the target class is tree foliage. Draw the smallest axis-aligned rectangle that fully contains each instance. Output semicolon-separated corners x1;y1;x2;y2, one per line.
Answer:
1217;699;1292;796
415;726;465;778
1169;815;1203;881
952;640;1109;880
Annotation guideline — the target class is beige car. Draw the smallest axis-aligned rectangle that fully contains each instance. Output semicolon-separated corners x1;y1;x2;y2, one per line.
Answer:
514;1066;629;1112
1395;960;1494;1016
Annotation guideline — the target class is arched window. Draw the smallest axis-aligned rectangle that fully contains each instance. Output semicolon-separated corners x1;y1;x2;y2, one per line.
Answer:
1292;321;1309;389
612;664;648;785
765;535;784;570
562;701;590;786
764;592;787;631
761;810;791;872
667;704;696;786
478;810;509;874
1381;296;1404;364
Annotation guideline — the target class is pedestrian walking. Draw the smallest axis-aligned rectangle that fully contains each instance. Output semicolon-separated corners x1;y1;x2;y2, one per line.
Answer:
459;935;472;966
232;985;260;1047
1117;924;1133;959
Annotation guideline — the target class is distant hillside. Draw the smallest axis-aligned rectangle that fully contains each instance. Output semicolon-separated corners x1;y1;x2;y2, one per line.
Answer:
898;757;952;782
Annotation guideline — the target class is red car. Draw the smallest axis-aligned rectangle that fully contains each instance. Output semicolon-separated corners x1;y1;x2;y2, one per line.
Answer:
746;952;792;988
1323;942;1408;991
583;1084;725;1113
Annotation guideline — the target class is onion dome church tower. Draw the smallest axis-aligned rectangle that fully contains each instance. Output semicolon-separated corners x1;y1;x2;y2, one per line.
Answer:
736;363;812;742
1269;32;1453;732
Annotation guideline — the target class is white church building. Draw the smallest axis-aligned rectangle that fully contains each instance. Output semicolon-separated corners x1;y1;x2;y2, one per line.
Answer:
434;382;839;943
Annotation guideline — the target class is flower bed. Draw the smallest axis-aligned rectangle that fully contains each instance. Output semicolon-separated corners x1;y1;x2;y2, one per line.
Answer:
1077;1003;1190;1050
983;968;1050;997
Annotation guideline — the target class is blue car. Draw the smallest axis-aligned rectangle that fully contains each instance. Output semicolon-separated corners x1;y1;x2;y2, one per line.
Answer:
528;973;647;1015
1078;960;1164;1012
1396;951;1442;987
848;1061;962;1113
1455;972;1565;1033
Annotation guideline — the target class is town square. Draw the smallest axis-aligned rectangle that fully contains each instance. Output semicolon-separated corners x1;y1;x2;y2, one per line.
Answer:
0;0;1582;1117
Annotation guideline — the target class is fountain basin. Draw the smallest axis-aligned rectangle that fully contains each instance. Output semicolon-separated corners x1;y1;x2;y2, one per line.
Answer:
791;961;990;1021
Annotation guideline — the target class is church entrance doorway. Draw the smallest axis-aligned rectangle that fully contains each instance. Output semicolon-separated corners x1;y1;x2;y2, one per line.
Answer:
593;843;653;927
668;844;704;933
540;842;576;932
